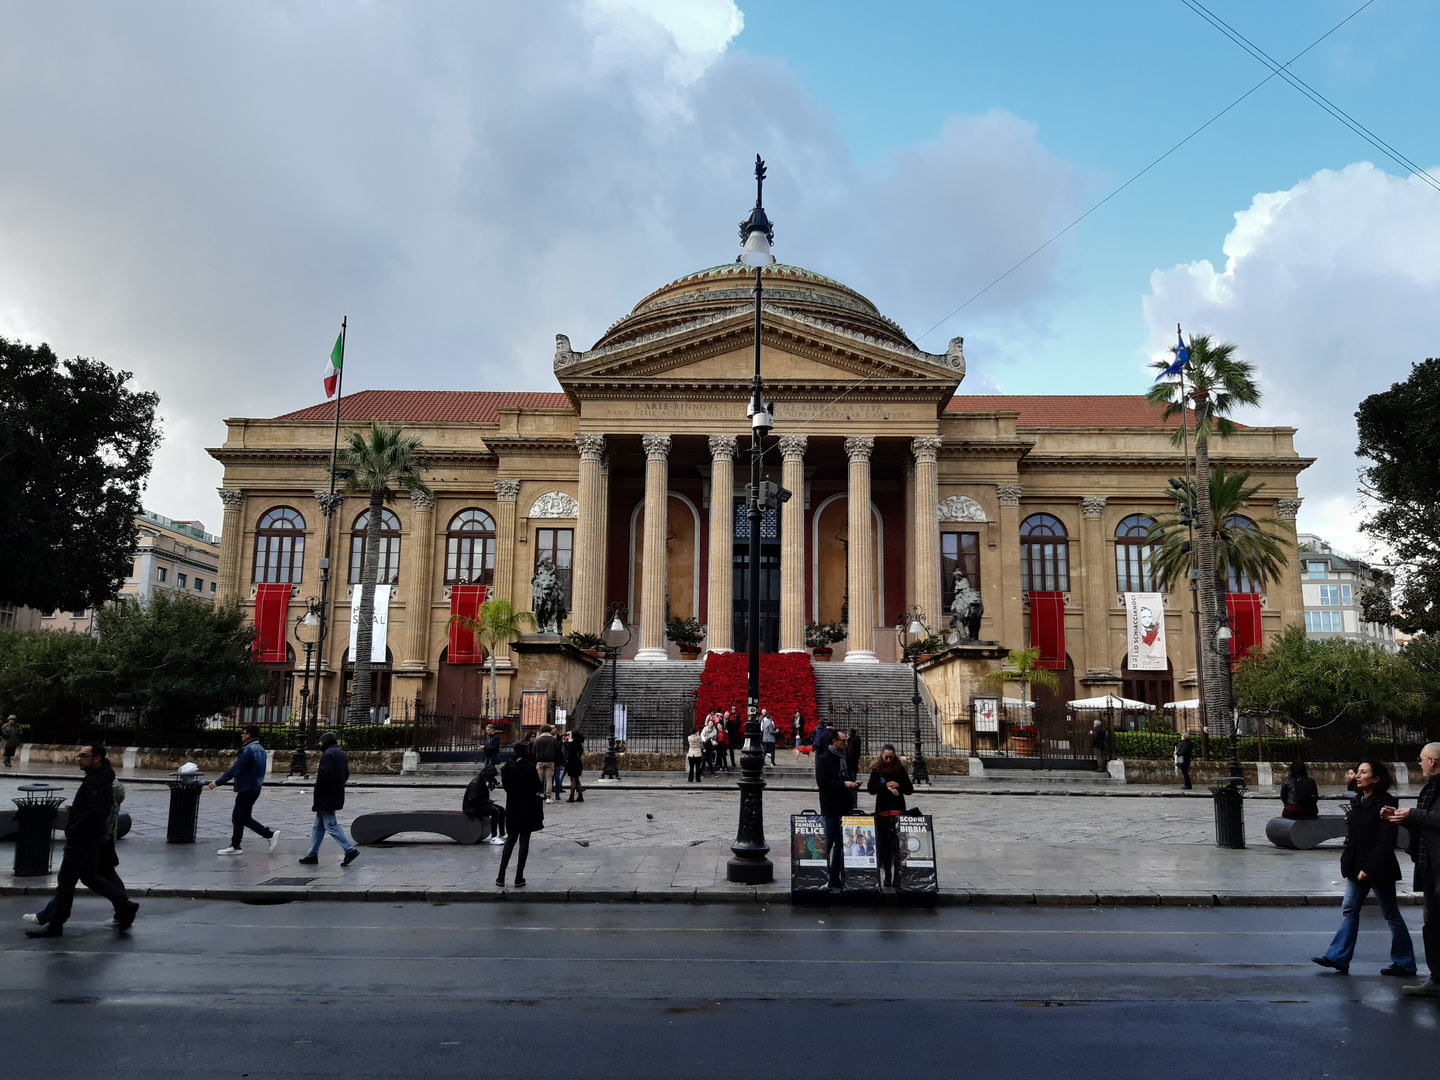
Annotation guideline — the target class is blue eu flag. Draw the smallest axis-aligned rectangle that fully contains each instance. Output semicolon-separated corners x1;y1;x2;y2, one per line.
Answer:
1158;326;1189;378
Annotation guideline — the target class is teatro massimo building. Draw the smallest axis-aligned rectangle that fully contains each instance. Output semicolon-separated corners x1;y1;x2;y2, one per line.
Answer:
209;256;1310;723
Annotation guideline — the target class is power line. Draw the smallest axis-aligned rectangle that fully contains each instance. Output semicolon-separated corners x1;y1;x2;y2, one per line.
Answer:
913;0;1380;344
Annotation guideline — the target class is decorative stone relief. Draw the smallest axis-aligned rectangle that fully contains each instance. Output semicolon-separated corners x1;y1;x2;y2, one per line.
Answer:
409;489;436;512
937;495;987;523
911;436;943;464
529;491;580;519
1081;497;1107;518
843;435;874;462
777;434;808;461
708;434;737;460
1274;498;1303;520
554;333;581;368
575;433;606;461
945;337;965;373
642;433;672;460
217;488;245;511
996;483;1023;508
494;479;521;502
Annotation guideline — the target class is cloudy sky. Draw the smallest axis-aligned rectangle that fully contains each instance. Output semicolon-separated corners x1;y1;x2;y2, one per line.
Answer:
1;0;1436;552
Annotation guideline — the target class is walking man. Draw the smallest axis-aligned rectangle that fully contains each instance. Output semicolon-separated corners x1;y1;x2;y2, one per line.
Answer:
298;732;358;866
208;724;278;856
1382;742;1440;996
533;726;559;804
25;744;138;937
815;729;859;890
1176;733;1194;790
760;711;777;766
482;725;501;769
2;715;20;767
1091;718;1107;769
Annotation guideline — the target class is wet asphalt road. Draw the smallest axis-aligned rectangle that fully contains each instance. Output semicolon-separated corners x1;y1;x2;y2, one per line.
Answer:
1;898;1433;1078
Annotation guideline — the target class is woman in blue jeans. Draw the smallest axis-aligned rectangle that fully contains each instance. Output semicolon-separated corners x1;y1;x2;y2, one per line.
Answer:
1312;761;1416;977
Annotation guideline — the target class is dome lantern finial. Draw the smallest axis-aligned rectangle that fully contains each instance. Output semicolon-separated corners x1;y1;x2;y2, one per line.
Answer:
738;154;774;266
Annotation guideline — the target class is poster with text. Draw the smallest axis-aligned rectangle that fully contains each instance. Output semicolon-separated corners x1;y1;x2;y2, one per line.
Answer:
1124;591;1167;671
348;584;391;664
841;815;881;892
790;814;830;893
897;815;938;894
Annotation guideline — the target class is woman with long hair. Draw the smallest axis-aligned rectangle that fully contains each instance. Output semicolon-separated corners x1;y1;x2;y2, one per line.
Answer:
1312;760;1416;977
866;744;914;889
496;741;544;888
1280;761;1320;820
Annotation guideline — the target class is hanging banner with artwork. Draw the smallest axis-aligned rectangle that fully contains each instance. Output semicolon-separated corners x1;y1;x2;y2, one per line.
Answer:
348;584;391;664
1124;592;1167;671
447;585;487;664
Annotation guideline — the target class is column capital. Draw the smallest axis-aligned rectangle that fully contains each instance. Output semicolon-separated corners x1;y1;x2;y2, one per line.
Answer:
843;435;875;462
996;482;1023;508
312;490;345;517
777;434;808;462
1080;496;1107;519
708;434;737;460
409;489;437;512
642;433;672;460
494;479;521;502
217;487;245;511
575;433;606;461
910;436;943;464
1274;498;1303;520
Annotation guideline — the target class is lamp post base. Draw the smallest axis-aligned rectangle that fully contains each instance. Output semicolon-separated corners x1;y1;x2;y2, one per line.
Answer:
600;737;621;781
288;749;309;778
727;744;773;884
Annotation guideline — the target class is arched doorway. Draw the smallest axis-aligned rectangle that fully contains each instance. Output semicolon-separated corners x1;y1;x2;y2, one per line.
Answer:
1122;659;1174;708
435;645;490;713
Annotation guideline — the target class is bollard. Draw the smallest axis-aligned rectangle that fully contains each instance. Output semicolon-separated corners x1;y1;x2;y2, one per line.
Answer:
1210;783;1246;849
166;773;205;844
13;784;64;876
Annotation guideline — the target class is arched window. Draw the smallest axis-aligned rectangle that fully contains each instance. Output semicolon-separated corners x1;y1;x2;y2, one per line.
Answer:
1224;515;1260;593
1020;514;1068;593
253;507;305;583
1115;514;1158;593
349;508;402;585
446;509;495;586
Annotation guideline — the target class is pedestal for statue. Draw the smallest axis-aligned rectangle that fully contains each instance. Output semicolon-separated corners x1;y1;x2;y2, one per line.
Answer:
916;643;1009;749
509;635;604;707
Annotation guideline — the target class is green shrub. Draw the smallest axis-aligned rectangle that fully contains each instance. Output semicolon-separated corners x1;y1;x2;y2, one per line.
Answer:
1111;732;1181;759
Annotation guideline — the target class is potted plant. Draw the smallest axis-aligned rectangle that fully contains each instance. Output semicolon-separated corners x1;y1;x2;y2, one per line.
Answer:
566;630;606;656
980;647;1062;758
805;620;846;660
666;615;705;659
1009;723;1039;756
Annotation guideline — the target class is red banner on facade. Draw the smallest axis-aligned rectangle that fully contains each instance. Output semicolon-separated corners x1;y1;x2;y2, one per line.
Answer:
1226;593;1263;664
448;585;487;664
252;583;292;663
1028;591;1067;670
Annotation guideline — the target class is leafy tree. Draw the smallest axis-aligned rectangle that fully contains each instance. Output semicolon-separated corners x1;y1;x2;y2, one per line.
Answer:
334;422;432;724
0;628;105;727
0;337;160;611
447;597;535;719
1234;624;1424;729
1403;634;1440;729
1356;357;1440;634
981;647;1063;713
1148;468;1289;593
95;594;269;734
1147;334;1261;733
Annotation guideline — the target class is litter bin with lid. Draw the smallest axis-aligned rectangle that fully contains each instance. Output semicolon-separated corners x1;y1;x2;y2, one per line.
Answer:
166;772;205;844
13;783;64;876
1210;782;1246;849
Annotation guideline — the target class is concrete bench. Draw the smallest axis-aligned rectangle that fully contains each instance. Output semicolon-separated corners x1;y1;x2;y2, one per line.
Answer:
1266;815;1409;850
351;811;490;846
0;810;131;842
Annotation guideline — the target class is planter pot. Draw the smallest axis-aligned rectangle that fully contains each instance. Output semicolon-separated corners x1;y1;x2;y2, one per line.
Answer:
679;648;701;660
1010;735;1037;757
812;649;833;662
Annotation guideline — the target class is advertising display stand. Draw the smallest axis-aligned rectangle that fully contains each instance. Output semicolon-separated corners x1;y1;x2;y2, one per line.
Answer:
839;815;882;896
789;813;830;900
896;812;939;902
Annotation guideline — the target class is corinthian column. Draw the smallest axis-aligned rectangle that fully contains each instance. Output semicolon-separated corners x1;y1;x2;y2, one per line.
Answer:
1274;498;1304;633
707;435;737;652
911;437;943;626
636;434;671;661
401;490;436;671
1079;496;1116;683
493;480;520;673
778;435;808;652
571;434;606;636
215;488;246;604
843;436;878;663
996;482;1023;649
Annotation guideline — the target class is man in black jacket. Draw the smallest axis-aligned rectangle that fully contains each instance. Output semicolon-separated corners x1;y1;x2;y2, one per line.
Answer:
815;729;859;889
26;744;138;937
297;732;358;866
1384;742;1440;995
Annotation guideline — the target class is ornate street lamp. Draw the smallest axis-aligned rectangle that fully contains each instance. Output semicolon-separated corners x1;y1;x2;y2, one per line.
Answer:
289;599;323;777
601;603;631;782
898;604;931;786
728;154;779;885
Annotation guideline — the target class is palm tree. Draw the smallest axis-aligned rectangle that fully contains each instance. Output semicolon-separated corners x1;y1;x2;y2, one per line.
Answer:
1148;468;1290;596
981;647;1063;718
1147;334;1260;735
334;422;432;725
447;597;535;720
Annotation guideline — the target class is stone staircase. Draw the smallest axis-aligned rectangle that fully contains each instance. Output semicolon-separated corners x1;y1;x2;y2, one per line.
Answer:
575;660;705;728
812;662;925;717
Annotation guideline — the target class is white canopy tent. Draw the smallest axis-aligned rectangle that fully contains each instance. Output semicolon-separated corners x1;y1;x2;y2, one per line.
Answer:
1163;699;1200;710
1067;694;1153;710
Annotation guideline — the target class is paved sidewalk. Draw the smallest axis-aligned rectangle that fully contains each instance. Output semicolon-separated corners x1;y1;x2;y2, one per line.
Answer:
1;775;1412;908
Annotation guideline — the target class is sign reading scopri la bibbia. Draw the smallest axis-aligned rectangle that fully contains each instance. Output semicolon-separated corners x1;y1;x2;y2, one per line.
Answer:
1124;591;1167;671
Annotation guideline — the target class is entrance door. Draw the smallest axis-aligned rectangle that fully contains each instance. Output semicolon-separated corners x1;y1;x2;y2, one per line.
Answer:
732;496;780;653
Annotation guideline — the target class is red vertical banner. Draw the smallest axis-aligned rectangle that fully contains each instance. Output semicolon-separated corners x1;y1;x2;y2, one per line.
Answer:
1028;591;1066;670
1226;593;1263;664
252;583;292;663
447;585;487;663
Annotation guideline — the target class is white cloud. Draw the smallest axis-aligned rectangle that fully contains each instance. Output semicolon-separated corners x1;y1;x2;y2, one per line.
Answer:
0;1;1082;527
1143;162;1440;555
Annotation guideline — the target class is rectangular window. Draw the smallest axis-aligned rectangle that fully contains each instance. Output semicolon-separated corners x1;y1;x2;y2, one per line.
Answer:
1341;584;1353;605
1306;560;1328;579
1319;585;1340;605
535;528;574;609
177;573;187;589
71;610;87;619
156;567;167;582
941;532;981;611
1306;611;1343;633
194;577;204;592
210;581;217;594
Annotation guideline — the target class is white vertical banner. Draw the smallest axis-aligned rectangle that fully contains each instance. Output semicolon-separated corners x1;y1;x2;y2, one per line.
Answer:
349;584;392;664
613;703;627;742
1124;591;1167;671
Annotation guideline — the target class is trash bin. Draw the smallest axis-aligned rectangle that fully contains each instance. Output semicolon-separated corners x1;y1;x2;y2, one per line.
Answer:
1210;783;1246;849
166;772;205;844
13;784;64;877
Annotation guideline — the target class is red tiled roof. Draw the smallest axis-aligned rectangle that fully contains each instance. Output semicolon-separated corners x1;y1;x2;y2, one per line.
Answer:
946;395;1212;428
274;390;572;423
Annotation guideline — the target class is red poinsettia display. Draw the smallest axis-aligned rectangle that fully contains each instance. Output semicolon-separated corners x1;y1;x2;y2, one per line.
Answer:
697;651;818;745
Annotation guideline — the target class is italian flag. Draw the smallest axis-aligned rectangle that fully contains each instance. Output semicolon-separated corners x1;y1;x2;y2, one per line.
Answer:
324;330;344;398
